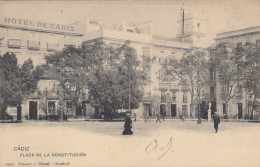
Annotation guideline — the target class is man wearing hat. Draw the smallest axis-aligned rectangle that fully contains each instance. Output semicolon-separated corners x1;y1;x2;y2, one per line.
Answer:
122;112;133;135
213;112;220;133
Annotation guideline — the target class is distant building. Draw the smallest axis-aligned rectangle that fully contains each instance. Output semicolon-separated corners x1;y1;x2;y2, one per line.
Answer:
214;26;260;119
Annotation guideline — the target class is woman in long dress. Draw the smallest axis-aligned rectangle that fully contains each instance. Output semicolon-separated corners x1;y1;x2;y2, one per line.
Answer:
122;112;133;135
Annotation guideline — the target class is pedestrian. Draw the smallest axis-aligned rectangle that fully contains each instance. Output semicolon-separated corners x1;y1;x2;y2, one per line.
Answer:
122;112;133;135
156;112;161;123
145;114;150;123
134;112;137;122
213;112;220;133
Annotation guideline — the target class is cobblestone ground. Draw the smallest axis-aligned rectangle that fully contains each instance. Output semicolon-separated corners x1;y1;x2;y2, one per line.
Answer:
1;119;260;167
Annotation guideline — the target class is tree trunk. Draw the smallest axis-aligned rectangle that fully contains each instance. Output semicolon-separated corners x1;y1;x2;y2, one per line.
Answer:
72;104;77;118
190;95;194;118
250;96;257;120
226;100;229;119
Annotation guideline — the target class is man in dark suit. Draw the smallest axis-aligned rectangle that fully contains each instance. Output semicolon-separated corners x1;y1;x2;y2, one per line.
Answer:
213;112;220;133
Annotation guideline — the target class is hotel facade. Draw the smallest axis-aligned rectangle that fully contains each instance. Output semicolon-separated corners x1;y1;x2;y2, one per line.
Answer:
0;16;86;119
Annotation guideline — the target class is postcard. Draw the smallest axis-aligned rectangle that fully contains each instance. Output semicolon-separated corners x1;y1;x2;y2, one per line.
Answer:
0;0;260;167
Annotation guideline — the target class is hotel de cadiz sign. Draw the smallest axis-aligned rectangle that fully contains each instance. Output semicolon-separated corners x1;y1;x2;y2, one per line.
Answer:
0;17;84;35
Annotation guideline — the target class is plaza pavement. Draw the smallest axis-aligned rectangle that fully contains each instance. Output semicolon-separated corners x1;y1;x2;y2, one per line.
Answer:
0;119;260;167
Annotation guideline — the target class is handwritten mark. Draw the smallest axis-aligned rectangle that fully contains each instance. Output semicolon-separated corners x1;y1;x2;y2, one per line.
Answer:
145;139;158;153
145;137;173;160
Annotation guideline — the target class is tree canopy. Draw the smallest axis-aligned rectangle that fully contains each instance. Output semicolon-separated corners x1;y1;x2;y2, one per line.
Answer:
87;41;145;119
44;40;145;119
0;52;41;119
161;47;209;118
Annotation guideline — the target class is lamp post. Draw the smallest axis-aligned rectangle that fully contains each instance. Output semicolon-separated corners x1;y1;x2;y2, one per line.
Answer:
197;79;202;124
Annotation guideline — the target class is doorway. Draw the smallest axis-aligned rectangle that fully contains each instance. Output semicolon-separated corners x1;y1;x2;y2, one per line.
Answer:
160;104;166;116
171;104;177;118
238;103;242;119
48;101;56;115
144;104;152;116
29;101;37;120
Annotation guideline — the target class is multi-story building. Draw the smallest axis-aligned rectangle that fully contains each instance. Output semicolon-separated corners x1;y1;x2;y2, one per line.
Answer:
214;26;260;119
1;9;208;120
0;16;85;119
82;8;207;119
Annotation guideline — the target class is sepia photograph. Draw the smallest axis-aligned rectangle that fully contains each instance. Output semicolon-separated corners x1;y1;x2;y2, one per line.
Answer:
0;0;260;166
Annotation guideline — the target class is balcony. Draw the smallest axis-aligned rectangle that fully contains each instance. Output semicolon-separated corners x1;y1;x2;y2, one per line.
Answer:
220;93;226;100
159;83;168;90
8;39;21;48
27;41;40;50
46;90;59;99
64;44;76;48
169;84;180;91
181;85;189;92
235;93;243;100
47;42;59;51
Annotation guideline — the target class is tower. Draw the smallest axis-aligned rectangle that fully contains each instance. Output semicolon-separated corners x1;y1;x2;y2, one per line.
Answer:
177;7;206;47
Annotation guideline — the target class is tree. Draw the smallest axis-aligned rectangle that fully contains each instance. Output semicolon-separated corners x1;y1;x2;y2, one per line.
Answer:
211;42;244;118
87;41;145;120
44;45;88;117
242;42;260;119
0;52;41;119
161;47;209;120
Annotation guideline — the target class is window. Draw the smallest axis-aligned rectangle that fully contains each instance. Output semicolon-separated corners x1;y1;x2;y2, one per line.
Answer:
210;87;214;94
66;101;72;110
161;91;166;103
172;91;177;102
256;39;260;48
221;84;226;93
159;70;167;83
48;101;56;114
8;29;21;39
197;23;200;27
210;68;215;81
49;81;56;92
183;92;187;103
49;34;58;42
143;47;151;57
29;32;38;41
110;42;120;49
223;103;226;115
182;105;188;116
64;35;74;45
236;85;242;93
65;81;70;90
28;32;40;50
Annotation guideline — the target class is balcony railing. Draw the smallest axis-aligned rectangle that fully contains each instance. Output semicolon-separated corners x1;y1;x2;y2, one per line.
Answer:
27;41;40;50
169;84;179;91
64;44;76;48
181;85;189;92
8;39;21;48
235;93;243;99
46;91;59;99
47;42;59;51
220;93;226;100
159;83;168;90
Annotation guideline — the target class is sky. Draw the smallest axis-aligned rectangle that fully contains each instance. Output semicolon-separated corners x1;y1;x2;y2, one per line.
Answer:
0;0;260;45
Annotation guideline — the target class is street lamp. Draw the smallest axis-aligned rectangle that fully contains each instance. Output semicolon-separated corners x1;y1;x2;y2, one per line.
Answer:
197;79;202;124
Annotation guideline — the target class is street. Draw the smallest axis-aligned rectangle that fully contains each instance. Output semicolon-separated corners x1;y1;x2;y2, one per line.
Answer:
1;119;260;167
